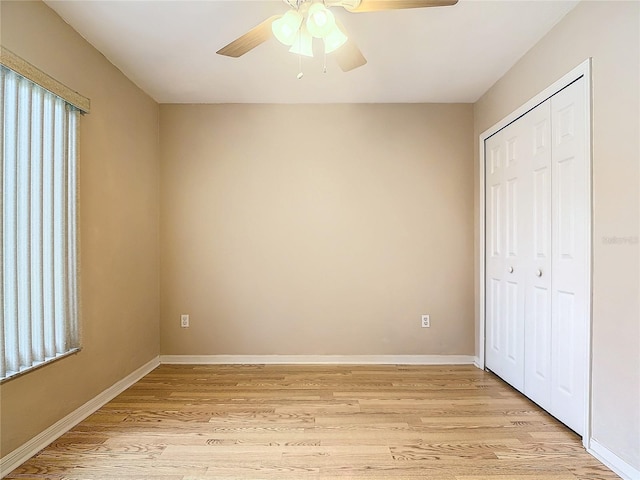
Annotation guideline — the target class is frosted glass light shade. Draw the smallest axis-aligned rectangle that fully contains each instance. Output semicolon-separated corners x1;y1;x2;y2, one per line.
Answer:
289;25;314;57
272;10;303;46
324;24;348;53
306;3;336;38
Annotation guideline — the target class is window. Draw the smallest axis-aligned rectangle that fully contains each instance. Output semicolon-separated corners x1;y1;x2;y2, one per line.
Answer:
1;62;83;381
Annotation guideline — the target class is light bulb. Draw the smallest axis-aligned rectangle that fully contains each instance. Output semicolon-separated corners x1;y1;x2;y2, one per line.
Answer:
289;25;314;57
324;24;348;53
306;3;336;38
272;10;303;46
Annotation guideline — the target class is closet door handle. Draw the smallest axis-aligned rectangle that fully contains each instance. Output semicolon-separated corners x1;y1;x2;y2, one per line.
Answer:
508;266;514;274
536;269;543;277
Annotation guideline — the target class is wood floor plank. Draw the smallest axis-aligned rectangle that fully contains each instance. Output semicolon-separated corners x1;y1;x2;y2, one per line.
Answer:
5;364;619;479
455;475;577;480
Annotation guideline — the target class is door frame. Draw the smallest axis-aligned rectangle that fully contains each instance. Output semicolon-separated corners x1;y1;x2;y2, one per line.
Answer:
477;58;593;447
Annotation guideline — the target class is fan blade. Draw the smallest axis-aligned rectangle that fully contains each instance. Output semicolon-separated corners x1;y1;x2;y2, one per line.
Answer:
334;40;367;72
217;15;280;58
333;21;367;72
347;0;457;13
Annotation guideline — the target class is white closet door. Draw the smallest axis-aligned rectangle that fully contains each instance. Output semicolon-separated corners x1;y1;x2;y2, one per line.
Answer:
485;113;532;392
550;78;588;435
524;100;553;410
485;77;588;436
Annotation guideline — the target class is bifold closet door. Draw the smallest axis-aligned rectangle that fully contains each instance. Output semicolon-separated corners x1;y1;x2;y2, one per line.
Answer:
485;77;587;436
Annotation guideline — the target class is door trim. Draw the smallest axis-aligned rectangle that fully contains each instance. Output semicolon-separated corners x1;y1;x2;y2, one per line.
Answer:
477;58;592;447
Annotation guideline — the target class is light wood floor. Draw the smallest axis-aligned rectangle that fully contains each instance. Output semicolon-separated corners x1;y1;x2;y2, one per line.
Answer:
7;364;619;479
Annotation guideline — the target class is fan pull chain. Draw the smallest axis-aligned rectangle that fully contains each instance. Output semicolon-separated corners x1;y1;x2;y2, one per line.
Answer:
297;54;304;79
323;50;327;74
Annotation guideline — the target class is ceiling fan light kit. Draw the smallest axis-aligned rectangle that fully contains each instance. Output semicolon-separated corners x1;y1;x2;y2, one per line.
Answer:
272;10;304;46
306;3;337;38
323;24;349;54
216;0;458;74
275;2;347;60
288;24;314;57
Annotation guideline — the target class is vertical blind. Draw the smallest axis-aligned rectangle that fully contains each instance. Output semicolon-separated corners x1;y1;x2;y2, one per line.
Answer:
1;65;79;381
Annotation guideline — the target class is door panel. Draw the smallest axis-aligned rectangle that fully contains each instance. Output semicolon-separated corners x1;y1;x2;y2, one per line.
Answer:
556;290;577;395
506;178;519;257
557;157;576;258
490;183;502;257
485;132;505;379
485;117;529;393
533;167;550;258
524;100;553;410
550;78;587;435
532;286;551;379
506;280;520;363
488;277;502;359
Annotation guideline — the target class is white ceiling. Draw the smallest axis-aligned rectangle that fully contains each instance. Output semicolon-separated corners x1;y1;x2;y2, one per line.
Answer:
44;0;579;104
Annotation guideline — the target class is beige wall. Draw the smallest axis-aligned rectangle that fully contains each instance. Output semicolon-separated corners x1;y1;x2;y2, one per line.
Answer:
160;104;474;356
0;1;160;456
474;0;639;469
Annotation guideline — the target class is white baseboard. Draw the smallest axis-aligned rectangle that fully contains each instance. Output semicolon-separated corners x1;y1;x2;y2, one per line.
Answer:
473;356;483;369
0;356;160;477
588;439;640;480
159;354;476;365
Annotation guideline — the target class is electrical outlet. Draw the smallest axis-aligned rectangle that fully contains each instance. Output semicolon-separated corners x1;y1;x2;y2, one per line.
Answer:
180;314;189;328
421;314;430;328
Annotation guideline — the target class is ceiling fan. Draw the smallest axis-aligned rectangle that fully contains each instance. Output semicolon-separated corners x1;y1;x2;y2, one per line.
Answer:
216;0;458;73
